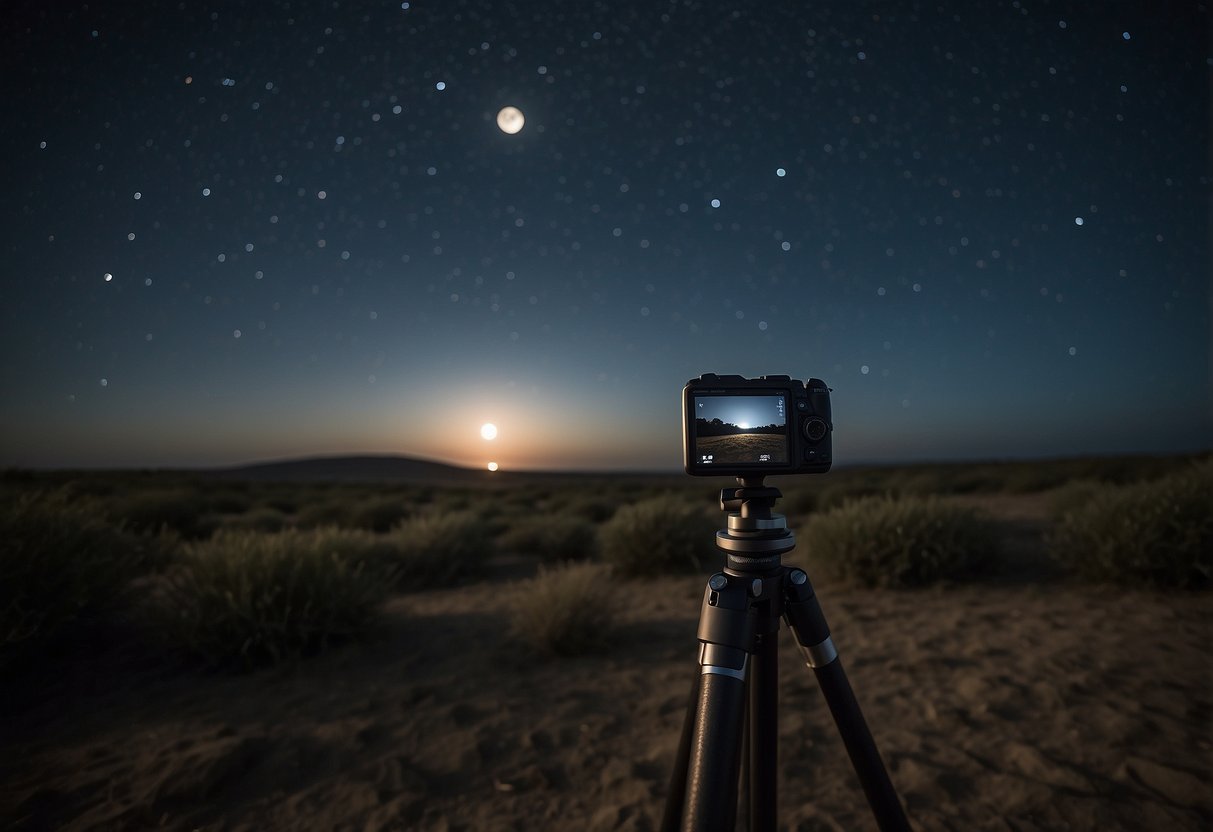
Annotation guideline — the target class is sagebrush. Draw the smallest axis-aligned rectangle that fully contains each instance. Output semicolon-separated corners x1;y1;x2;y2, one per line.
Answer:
598;494;717;576
1048;463;1212;588
383;510;494;586
1;491;156;664
158;528;390;668
498;515;597;561
802;495;1000;587
509;562;614;656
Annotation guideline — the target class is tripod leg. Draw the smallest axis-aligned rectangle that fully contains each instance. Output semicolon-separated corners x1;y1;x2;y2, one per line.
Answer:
680;573;754;832
684;666;746;831
784;569;911;832
748;631;779;832
660;667;700;832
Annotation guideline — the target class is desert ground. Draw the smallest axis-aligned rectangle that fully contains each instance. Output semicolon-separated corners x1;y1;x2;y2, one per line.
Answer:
695;434;787;465
1;461;1210;831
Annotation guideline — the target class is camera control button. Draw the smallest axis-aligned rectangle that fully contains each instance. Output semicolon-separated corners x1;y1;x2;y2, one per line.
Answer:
795;400;808;411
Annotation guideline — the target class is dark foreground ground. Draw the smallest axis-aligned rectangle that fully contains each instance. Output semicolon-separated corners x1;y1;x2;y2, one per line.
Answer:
2;466;1211;830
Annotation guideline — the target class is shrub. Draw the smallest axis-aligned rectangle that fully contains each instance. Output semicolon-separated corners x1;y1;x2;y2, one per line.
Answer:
498;516;597;561
103;488;218;539
383;510;494;587
157;529;390;669
220;506;288;534
1048;464;1212;588
814;480;892;512
0;492;147;663
350;496;410;533
802;495;1000;587
780;487;819;517
598;494;717;576
1046;479;1108;520
294;499;358;530
206;490;252;515
509;562;614;656
998;464;1076;494
562;494;619;524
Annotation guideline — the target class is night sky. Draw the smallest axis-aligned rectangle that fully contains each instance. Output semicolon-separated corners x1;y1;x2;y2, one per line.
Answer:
693;396;786;430
3;1;1209;472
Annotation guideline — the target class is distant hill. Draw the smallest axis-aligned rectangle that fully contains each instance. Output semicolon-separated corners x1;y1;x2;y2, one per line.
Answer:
207;455;494;484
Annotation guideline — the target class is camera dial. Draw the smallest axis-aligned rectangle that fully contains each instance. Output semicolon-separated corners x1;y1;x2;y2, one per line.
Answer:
802;417;828;443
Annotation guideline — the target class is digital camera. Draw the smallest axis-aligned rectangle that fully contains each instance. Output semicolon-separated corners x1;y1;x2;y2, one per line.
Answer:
682;374;832;477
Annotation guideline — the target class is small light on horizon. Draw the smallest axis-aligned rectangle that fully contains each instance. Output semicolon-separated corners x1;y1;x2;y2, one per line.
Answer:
487;461;499;472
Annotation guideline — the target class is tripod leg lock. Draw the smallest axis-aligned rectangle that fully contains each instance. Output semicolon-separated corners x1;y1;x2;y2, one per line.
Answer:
783;568;840;669
695;572;756;681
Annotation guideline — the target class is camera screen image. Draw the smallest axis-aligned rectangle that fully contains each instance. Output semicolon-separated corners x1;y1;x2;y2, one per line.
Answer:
691;394;789;466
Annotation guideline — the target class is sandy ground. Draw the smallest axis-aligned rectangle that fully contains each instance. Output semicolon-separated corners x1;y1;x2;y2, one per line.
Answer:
2;498;1211;831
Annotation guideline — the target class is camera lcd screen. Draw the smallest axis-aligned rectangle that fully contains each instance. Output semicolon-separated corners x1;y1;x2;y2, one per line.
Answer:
691;393;789;467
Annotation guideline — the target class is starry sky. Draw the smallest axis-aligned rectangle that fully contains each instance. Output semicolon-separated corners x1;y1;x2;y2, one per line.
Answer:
2;1;1209;472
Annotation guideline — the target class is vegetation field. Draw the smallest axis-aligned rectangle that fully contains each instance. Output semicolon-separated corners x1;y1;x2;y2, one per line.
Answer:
1;453;1209;830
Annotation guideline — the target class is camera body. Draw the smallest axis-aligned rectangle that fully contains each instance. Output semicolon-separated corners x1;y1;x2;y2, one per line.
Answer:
683;374;833;477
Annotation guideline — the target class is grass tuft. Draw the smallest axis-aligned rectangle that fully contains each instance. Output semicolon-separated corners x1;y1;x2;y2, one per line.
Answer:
802;495;1000;587
383;510;495;587
509;562;614;656
157;528;389;669
498;515;597;561
103;488;219;539
1048;463;1212;588
598;494;717;576
219;506;288;533
1;491;154;664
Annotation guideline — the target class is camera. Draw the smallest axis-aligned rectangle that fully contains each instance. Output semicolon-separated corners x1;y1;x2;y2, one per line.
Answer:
682;374;832;476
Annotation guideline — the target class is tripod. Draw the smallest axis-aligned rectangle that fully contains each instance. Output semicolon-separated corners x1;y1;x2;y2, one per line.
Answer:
660;478;911;832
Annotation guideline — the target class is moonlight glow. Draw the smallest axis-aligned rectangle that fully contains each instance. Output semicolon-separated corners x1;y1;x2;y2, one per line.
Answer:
0;2;1206;472
496;106;525;134
480;423;498;440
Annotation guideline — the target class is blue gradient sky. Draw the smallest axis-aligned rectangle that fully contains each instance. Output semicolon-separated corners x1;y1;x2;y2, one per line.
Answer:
694;396;786;430
2;1;1209;471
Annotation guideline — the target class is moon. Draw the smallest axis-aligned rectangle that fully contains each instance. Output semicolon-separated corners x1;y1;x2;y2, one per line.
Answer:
496;106;525;135
480;422;498;440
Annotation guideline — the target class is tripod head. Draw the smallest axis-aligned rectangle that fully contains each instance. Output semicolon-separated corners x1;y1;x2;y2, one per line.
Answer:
716;475;796;571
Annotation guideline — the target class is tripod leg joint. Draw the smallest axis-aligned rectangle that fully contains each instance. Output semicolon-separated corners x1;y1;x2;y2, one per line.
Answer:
696;573;757;681
783;568;839;669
